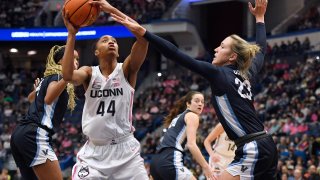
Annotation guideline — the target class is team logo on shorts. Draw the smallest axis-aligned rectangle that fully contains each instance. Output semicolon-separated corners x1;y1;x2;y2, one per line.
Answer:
241;165;248;172
78;166;89;179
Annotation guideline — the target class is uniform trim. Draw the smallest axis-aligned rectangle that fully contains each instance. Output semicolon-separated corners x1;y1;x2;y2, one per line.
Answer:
176;126;186;152
215;95;246;137
226;141;259;179
129;91;134;132
41;100;57;129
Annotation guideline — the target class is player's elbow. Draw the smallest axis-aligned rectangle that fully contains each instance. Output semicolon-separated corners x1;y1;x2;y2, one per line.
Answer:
186;142;197;150
203;138;209;147
44;97;54;105
63;76;72;82
62;73;73;82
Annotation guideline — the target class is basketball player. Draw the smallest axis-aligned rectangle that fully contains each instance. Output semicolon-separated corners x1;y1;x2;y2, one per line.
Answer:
10;45;79;180
111;0;278;179
27;60;79;103
204;123;236;177
61;4;149;180
150;91;215;180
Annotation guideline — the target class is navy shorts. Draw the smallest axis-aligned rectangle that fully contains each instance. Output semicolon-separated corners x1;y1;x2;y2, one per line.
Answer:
226;135;278;180
10;123;57;179
150;148;192;180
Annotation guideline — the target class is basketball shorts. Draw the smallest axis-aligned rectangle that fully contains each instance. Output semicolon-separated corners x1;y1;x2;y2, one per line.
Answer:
10;123;57;168
150;148;193;180
226;135;278;180
209;152;234;176
72;134;148;180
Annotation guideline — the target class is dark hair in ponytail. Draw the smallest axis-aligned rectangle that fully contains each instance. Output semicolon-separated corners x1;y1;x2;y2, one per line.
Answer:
163;91;202;128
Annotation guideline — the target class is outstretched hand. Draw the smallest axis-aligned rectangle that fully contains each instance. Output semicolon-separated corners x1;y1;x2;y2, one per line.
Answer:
248;0;268;22
62;8;79;35
89;0;113;13
110;13;146;37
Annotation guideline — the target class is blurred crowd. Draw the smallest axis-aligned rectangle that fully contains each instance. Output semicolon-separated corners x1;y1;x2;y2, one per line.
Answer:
267;37;311;58
0;0;44;28
0;0;176;28
287;4;320;33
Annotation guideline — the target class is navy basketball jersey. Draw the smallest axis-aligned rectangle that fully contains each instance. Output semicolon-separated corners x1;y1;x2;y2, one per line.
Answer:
22;74;68;133
158;110;191;152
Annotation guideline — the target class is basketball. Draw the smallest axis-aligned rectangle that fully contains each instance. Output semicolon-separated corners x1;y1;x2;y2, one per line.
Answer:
64;0;100;27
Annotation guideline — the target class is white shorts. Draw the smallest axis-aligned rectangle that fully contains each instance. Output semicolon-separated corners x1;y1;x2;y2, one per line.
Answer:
209;152;234;176
72;134;148;180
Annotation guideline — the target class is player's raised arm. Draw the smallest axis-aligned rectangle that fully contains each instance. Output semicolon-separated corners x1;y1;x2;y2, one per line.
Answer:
89;0;148;88
110;13;217;80
248;0;268;77
61;9;90;86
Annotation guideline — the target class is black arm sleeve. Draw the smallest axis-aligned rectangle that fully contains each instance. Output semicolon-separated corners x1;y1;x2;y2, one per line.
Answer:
249;23;266;78
143;31;218;80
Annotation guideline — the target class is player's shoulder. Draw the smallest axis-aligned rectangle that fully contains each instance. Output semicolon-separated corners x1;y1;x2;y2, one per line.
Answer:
78;66;93;75
185;111;200;121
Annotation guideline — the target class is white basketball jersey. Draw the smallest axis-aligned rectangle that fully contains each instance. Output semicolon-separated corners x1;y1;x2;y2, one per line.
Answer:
213;132;236;157
82;63;134;142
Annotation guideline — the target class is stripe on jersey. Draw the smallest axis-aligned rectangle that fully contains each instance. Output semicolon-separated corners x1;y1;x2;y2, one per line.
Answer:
215;95;246;137
176;126;186;151
41;100;58;128
129;91;134;132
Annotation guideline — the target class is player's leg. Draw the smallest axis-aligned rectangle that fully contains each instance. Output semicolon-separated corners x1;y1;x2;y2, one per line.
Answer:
32;159;62;180
219;171;239;180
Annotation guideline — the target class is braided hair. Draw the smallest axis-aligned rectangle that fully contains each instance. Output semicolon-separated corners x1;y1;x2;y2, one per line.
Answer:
44;45;76;111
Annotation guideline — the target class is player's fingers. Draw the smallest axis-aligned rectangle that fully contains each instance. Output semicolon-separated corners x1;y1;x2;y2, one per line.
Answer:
248;2;254;13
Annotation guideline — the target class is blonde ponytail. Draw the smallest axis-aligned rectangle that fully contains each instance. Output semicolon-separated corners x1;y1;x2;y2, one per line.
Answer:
44;45;76;111
229;34;260;79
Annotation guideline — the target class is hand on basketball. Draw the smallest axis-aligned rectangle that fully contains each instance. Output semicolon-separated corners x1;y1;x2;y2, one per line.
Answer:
110;13;146;37
248;0;268;22
90;0;113;13
62;8;79;35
